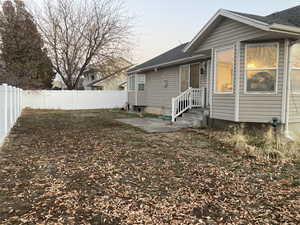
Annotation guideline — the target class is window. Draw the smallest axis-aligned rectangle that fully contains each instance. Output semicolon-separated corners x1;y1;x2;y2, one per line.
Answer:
245;43;278;93
128;74;145;91
137;74;146;91
128;75;136;91
215;47;234;93
290;43;300;93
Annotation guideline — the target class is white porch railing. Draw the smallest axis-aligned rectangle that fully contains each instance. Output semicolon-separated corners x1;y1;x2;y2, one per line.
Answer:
171;87;205;122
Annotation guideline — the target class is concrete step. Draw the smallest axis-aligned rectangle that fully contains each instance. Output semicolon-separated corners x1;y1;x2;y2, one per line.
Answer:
176;116;204;128
174;108;209;128
182;112;203;119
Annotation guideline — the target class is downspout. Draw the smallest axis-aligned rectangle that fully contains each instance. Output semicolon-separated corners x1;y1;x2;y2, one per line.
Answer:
284;39;292;139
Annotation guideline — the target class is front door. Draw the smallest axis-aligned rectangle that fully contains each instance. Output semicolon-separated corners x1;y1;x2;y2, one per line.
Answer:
190;64;200;88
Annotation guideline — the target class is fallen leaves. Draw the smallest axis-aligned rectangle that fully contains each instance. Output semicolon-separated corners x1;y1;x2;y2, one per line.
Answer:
0;109;299;224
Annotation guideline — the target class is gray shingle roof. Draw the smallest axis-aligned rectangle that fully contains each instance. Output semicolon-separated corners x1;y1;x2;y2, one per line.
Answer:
128;42;204;73
230;5;300;27
129;5;300;74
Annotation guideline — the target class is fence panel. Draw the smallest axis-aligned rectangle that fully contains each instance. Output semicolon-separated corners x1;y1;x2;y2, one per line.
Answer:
0;84;22;146
22;90;128;110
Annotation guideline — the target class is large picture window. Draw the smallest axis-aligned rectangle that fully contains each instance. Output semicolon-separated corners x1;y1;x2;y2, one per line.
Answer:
290;43;300;93
215;47;234;93
245;43;278;93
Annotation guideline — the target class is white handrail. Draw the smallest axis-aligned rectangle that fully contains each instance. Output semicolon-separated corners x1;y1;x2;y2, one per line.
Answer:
171;87;205;122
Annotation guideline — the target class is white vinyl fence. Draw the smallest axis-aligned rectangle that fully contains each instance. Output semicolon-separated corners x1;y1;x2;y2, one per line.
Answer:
22;90;128;110
1;89;127;145
0;84;23;145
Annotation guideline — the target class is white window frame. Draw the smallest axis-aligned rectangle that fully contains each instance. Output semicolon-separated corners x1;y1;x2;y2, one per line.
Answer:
289;43;300;94
244;42;279;95
137;74;146;91
128;74;136;92
214;45;235;94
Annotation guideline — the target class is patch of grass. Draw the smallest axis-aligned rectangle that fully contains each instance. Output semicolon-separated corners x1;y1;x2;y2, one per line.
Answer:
216;125;300;162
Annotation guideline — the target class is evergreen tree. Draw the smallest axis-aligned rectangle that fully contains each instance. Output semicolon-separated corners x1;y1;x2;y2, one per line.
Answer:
0;0;54;89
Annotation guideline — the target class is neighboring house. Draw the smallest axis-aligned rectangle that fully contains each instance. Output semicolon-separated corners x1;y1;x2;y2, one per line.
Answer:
127;5;300;139
83;58;132;91
52;75;67;90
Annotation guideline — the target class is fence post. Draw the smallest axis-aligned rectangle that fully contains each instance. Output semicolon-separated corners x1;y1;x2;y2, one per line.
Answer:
18;88;21;116
3;84;8;135
13;86;16;123
14;87;17;121
8;86;12;130
20;89;23;112
0;84;8;142
15;87;18;120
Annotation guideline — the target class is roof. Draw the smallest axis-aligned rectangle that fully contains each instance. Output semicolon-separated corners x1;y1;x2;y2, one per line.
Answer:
129;5;300;74
128;43;204;73
230;5;300;27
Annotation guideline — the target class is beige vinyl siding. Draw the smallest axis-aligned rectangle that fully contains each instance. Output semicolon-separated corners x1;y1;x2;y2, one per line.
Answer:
196;18;269;52
136;92;146;106
288;94;300;122
145;67;180;110
128;91;136;105
287;95;300;139
239;41;285;123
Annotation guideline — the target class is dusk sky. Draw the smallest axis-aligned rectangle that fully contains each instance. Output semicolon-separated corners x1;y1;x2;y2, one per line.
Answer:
29;0;300;64
125;0;300;64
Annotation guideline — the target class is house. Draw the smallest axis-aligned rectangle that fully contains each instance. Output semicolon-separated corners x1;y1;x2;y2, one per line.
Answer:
83;58;132;91
127;5;300;139
52;75;67;90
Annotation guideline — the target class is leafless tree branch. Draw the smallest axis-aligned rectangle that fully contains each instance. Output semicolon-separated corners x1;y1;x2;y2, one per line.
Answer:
35;0;132;90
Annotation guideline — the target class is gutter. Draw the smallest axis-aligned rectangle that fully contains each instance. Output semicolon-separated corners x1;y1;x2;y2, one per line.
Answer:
270;23;300;35
128;54;206;74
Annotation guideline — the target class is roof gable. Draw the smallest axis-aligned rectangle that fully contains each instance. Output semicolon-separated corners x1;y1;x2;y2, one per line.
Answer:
128;6;300;74
194;17;270;52
184;8;300;53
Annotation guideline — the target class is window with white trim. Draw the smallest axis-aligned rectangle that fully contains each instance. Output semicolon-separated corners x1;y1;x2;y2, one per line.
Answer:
290;43;300;93
137;74;146;91
245;43;278;93
215;47;234;93
128;75;136;91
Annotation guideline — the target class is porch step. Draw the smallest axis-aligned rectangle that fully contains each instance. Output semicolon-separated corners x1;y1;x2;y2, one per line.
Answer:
174;108;209;128
176;113;204;128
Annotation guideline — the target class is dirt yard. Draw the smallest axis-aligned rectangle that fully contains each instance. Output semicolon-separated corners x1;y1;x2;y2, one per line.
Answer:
0;109;299;224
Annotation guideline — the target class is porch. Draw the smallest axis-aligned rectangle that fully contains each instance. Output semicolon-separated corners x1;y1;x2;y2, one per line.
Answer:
171;87;209;122
171;59;211;123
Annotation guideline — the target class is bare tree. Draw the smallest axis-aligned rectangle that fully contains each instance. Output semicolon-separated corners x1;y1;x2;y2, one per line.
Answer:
37;0;132;90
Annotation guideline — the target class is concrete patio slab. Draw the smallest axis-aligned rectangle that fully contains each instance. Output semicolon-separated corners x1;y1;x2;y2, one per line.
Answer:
115;117;190;133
